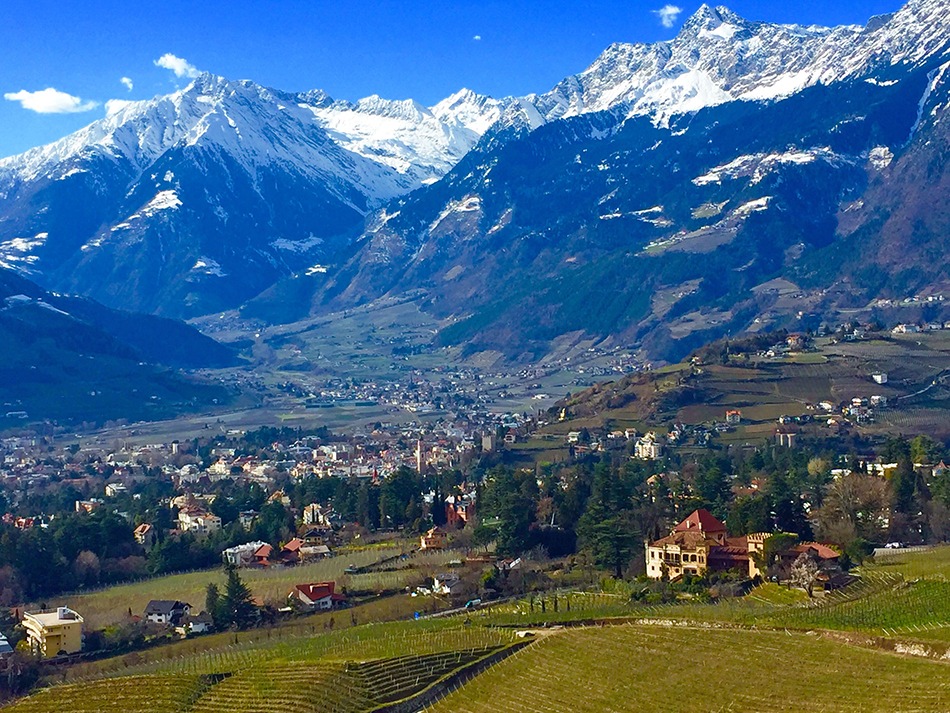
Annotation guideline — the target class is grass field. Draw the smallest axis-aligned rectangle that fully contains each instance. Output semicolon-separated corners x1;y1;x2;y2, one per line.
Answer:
56;547;406;629
425;625;950;713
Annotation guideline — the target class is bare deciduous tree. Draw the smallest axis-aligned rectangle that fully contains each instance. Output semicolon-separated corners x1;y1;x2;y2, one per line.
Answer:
790;551;820;597
814;474;888;544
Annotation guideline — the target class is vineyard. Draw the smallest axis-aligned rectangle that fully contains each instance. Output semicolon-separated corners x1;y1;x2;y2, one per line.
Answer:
3;674;215;713
3;621;521;713
10;547;950;711
463;551;950;641
189;649;502;713
424;625;950;713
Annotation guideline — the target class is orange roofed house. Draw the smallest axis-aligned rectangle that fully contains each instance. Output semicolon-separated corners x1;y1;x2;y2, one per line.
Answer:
645;509;769;581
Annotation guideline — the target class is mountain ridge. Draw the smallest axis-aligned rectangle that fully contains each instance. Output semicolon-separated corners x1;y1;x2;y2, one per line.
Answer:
1;0;948;356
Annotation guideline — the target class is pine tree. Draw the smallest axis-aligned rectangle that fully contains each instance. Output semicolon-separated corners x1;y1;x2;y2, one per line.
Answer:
222;565;256;629
577;464;639;578
205;583;222;629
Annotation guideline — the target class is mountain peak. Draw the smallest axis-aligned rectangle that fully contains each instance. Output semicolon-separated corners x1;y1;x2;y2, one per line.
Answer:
679;3;748;39
353;94;431;122
184;72;231;96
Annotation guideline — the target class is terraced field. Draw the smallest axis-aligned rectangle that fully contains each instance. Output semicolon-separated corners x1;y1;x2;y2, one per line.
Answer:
469;556;950;641
3;674;215;713
191;649;498;713
425;625;950;713
14;548;950;712
871;546;950;580
3;621;519;713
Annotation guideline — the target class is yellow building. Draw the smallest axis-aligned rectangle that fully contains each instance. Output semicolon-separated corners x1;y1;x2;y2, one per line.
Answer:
22;607;83;657
645;509;766;581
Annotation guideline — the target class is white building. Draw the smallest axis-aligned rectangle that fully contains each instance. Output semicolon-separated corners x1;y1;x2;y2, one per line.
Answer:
178;508;222;535
222;541;270;567
104;483;127;497
635;432;663;460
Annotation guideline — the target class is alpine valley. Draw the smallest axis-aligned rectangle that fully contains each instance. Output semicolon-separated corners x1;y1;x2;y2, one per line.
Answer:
2;0;950;410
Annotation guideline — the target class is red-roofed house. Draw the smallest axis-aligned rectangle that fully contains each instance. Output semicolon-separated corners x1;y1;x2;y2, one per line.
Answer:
673;509;727;539
646;510;768;581
279;538;303;565
420;527;447;551
646;510;842;585
254;543;274;567
288;582;347;611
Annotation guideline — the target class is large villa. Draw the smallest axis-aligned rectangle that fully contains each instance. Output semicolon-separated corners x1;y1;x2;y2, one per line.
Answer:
645;509;841;583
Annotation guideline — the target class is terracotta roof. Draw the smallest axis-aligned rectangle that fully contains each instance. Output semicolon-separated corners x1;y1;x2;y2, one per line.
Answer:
651;530;718;549
673;509;726;534
792;542;840;560
709;546;749;558
255;544;274;558
282;538;303;552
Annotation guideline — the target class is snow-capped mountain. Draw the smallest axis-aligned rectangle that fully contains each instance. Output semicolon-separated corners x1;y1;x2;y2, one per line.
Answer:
0;75;506;316
526;0;950;126
306;89;510;185
284;0;950;363
2;0;949;330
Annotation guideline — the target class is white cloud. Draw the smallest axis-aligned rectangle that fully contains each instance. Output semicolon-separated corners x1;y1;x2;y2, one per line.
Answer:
653;4;683;28
120;76;133;91
3;88;99;114
154;53;201;79
473;34;482;41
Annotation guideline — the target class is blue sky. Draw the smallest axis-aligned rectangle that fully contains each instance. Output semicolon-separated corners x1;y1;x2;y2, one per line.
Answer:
1;0;905;158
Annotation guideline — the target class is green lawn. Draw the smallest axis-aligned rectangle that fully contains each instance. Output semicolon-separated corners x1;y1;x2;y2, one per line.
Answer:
58;547;409;629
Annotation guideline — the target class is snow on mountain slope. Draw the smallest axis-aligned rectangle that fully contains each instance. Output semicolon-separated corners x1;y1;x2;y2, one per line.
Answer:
304;89;509;184
529;0;950;126
0;75;509;305
2;0;949;323
0;74;424;208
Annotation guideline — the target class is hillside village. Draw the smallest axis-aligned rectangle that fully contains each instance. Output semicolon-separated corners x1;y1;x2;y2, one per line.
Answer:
0;327;947;687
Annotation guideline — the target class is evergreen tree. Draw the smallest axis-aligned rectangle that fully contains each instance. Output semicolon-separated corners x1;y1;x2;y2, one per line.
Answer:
357;482;380;529
430;481;448;527
205;583;222;629
222;565;256;629
481;467;537;555
576;464;639;578
769;472;812;539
